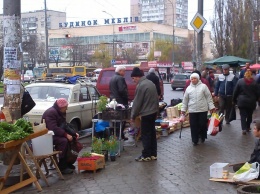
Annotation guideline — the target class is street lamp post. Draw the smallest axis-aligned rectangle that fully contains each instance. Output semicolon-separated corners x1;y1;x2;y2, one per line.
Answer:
103;11;115;60
168;0;175;63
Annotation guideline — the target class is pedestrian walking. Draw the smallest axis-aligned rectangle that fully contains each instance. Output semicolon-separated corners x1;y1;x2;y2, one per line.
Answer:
239;62;250;79
207;70;215;93
181;73;215;146
214;64;238;124
233;70;260;135
146;67;161;98
130;67;159;161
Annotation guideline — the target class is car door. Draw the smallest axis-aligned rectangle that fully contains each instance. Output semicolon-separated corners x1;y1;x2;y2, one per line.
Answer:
79;85;100;128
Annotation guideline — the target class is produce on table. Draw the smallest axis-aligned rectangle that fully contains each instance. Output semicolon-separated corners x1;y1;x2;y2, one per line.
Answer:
0;118;34;143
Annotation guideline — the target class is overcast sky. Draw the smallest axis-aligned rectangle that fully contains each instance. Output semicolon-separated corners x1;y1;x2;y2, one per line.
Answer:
0;0;214;31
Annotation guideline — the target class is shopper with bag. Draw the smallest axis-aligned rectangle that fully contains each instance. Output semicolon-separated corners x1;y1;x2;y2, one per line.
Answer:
233;70;260;135
42;98;79;174
181;73;215;145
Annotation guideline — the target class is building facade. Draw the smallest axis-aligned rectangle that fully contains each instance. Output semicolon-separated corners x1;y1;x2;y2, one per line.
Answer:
48;22;212;64
130;0;188;29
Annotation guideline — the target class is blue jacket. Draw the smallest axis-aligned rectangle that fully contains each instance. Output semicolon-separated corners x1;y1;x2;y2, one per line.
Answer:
214;73;237;96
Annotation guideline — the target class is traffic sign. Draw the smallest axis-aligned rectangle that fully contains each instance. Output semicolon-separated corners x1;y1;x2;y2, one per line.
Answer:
111;59;116;65
190;12;207;33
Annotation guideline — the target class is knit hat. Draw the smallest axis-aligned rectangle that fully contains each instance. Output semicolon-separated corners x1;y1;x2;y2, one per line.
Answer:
148;68;155;73
222;64;230;69
190;73;200;80
131;67;143;77
56;98;68;108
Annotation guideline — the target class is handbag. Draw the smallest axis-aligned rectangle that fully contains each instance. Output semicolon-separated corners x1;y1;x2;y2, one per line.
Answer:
233;162;260;182
21;89;36;116
67;140;83;164
60;122;77;137
229;105;236;122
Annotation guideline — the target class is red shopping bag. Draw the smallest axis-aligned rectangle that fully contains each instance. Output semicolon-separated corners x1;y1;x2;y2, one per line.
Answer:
207;116;220;136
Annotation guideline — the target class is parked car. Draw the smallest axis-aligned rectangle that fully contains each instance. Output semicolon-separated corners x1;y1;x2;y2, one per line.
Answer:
96;66;164;101
171;73;190;90
24;80;100;131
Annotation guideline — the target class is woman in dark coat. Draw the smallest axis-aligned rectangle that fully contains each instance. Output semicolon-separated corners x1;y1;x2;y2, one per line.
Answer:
233;70;260;135
42;98;79;174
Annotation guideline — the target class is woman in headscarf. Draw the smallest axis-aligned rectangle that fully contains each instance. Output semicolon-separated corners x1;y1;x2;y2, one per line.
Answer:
233;69;260;135
181;73;215;145
42;98;79;174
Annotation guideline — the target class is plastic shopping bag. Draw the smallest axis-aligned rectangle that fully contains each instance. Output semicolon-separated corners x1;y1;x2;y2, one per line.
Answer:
233;162;259;182
207;115;220;136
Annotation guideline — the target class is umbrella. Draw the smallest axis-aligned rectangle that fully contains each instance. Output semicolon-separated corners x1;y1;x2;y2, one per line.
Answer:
204;55;252;65
250;64;260;70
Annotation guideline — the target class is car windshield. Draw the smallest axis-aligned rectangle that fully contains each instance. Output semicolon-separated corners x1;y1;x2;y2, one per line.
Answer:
174;75;189;80
26;86;70;101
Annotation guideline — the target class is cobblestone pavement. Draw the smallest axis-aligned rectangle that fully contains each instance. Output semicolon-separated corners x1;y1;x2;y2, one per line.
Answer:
12;106;260;194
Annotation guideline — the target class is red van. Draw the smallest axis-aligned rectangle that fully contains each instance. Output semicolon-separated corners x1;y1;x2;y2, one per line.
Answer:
96;66;164;101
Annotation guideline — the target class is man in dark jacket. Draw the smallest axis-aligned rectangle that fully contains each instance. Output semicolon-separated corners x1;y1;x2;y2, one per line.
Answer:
146;68;161;97
214;64;238;124
42;98;79;174
239;62;250;79
109;66;128;105
109;66;128;140
131;67;159;162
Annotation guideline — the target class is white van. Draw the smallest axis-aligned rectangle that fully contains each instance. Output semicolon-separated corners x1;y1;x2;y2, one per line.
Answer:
91;68;102;82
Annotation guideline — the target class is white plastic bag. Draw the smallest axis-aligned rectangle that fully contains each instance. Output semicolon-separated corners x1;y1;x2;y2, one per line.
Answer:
233;162;259;182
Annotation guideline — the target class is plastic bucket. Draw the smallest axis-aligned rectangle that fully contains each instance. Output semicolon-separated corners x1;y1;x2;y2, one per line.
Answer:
31;131;54;156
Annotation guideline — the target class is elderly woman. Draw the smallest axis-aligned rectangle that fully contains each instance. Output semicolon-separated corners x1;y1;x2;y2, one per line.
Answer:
233;70;260;135
181;73;215;145
42;98;79;174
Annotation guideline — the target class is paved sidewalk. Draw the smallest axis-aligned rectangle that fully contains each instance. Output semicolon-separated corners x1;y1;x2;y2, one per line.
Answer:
12;106;260;194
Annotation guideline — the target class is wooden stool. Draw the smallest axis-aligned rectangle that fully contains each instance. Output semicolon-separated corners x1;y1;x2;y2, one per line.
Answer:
22;143;64;186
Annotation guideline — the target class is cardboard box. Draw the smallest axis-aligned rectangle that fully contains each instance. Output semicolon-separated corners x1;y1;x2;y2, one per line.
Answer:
210;163;229;178
77;153;105;173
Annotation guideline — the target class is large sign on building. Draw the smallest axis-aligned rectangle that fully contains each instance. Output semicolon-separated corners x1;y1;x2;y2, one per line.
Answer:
59;17;139;28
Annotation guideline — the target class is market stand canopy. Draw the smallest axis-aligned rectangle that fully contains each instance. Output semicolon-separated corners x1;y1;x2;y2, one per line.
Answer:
204;56;252;66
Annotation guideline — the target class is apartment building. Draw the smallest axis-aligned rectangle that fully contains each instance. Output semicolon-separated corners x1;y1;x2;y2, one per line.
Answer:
130;0;188;29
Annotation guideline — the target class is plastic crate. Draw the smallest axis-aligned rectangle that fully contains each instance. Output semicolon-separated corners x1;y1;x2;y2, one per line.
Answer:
102;108;131;120
210;163;229;178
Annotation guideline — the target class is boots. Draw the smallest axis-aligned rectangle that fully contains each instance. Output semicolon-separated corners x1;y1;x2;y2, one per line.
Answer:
58;158;73;174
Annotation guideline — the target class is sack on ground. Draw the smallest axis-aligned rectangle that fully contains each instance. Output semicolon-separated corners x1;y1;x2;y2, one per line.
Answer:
67;140;83;164
233;162;260;182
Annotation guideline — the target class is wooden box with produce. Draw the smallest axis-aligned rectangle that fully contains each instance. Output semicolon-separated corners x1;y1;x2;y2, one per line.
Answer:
77;153;105;173
0;118;47;149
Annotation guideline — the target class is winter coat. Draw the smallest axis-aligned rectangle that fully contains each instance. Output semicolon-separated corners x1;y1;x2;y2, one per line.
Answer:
214;73;237;96
146;72;161;96
181;80;215;113
249;139;260;164
131;76;159;119
42;102;67;137
109;72;128;105
233;78;259;109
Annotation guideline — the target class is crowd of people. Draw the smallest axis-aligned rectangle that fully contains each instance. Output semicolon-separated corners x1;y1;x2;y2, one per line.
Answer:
41;63;260;172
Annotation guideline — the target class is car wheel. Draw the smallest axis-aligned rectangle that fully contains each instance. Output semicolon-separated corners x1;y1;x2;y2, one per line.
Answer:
70;120;80;132
172;87;176;90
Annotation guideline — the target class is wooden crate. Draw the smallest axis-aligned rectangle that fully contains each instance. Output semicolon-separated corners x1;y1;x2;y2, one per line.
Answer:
77;153;105;173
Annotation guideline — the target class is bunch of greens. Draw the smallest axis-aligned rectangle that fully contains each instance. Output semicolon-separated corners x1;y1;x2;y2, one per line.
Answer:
0;119;34;143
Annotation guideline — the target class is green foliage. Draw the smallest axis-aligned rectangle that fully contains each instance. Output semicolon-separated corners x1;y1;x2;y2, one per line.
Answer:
108;135;118;154
0;120;34;143
92;137;103;154
97;96;108;112
81;152;92;158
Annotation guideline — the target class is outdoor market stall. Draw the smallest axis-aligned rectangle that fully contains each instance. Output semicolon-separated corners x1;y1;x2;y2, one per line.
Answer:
0;128;48;194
